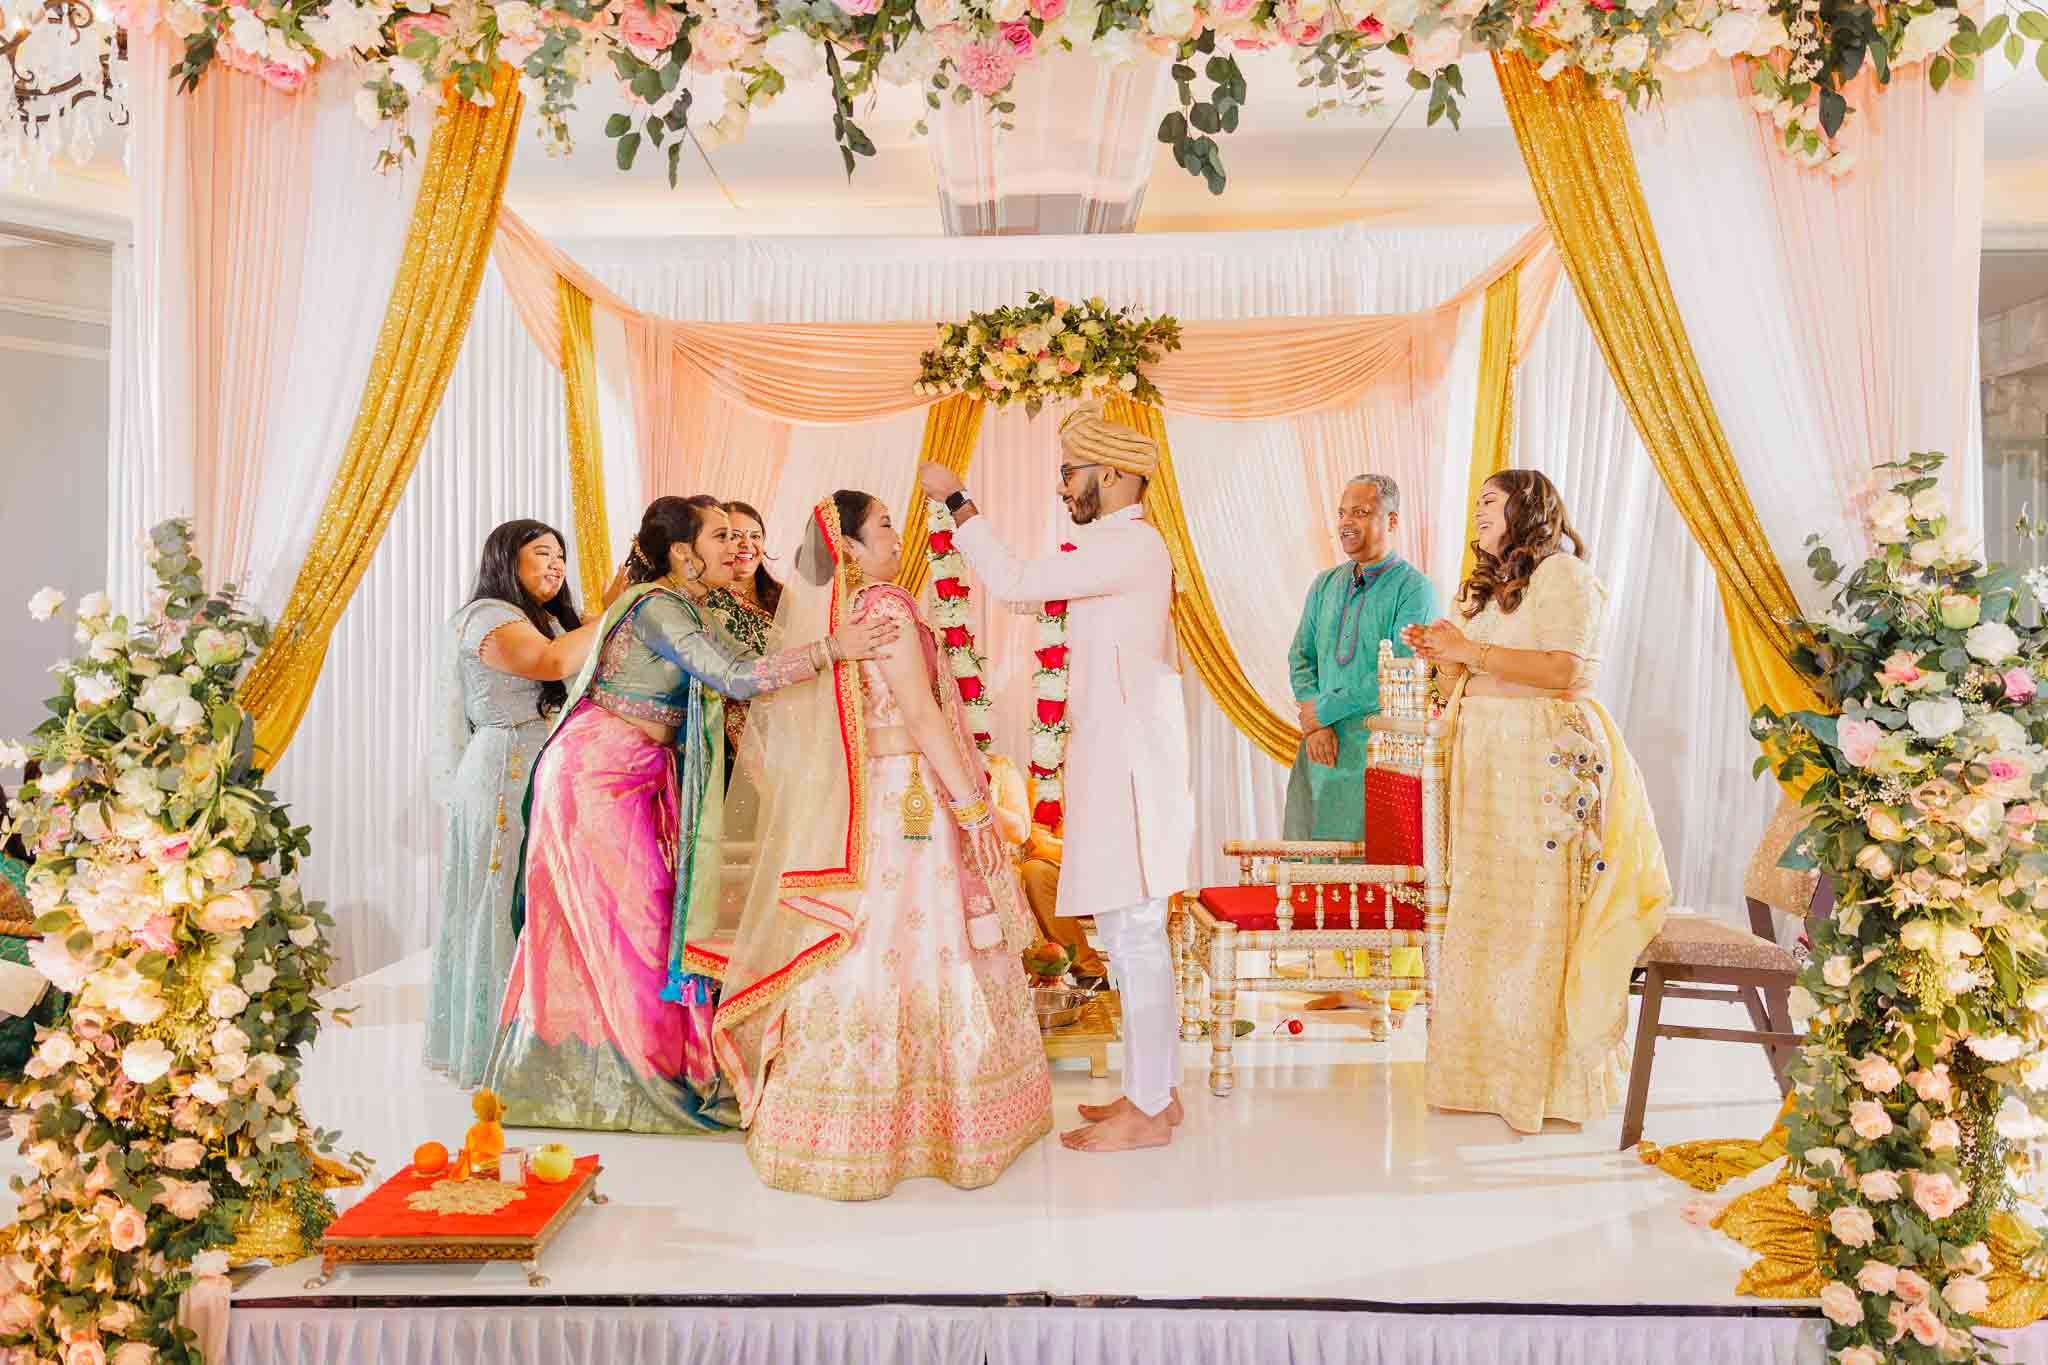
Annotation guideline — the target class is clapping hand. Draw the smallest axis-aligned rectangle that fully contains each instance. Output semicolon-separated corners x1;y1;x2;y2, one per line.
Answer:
1401;619;1471;666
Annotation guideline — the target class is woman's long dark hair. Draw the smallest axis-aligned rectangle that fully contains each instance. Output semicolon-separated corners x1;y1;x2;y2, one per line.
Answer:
469;519;582;714
628;495;726;586
1457;470;1588;619
723;499;783;617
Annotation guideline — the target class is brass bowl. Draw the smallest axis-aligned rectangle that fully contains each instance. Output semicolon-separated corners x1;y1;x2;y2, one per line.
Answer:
1033;986;1091;1033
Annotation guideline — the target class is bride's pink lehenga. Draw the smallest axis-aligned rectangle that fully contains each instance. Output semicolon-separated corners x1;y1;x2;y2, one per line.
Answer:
713;500;1051;1202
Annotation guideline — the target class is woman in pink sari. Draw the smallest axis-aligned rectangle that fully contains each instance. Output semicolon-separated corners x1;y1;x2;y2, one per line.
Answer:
714;491;1052;1200
485;496;897;1135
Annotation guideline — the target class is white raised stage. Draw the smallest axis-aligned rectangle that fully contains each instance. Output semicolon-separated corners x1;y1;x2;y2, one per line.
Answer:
132;953;2048;1363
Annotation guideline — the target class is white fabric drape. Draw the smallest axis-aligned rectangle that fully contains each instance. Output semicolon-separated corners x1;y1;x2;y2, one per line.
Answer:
223;1305;1839;1365
1510;283;1769;916
1627;61;1985;607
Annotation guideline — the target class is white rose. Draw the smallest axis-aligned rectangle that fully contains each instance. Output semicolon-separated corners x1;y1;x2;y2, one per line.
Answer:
992;0;1028;19
1969;1033;2028;1063
762;30;823;81
195;891;261;934
74;672;122;710
138;673;192;719
0;740;27;768
27;588;65;621
1041;672;1069;701
27;936;92;993
242;961;277;994
34;1033;80;1071
290;921;322;948
1911;487;1947;520
120;1038;175;1085
914;0;956;24
1656;29;1711;71
189;1073;229;1106
494;0;538;36
1822;956;1853;988
1936;923;1984;960
1707;10;1759;55
1787;985;1819;1023
1538;48;1573;79
1966;621;2021;665
1609;32;1650;70
192;628;245;667
115;767;165;815
211;1049;249;1082
207;985;250;1019
1896;7;1959;65
1148;0;1198;37
89;630;127;663
77;590;111;621
1743;13;1787;53
1908;697;1965;741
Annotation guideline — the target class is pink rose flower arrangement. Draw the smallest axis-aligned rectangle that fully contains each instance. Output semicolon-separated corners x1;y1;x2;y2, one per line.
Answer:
1028;0;1066;20
1909;1171;1969;1220
999;20;1035;58
956;38;1018;96
1849;1055;1902;1093
1877;650;1925;687
2004;667;2037;703
615;0;683;50
1837;716;1883;768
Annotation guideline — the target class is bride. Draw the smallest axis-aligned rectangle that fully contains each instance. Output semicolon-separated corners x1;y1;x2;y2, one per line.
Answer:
712;490;1053;1201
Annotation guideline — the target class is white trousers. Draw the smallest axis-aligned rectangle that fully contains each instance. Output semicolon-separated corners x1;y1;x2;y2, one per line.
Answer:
1092;896;1182;1116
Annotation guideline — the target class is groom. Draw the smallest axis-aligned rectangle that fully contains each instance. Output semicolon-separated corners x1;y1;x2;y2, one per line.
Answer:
919;404;1194;1152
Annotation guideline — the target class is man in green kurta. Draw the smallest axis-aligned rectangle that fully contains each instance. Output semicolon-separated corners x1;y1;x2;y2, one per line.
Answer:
1284;474;1437;841
1283;475;1437;1022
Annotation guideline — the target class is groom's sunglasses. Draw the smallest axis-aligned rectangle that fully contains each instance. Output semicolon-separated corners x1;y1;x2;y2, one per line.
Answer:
1058;463;1100;485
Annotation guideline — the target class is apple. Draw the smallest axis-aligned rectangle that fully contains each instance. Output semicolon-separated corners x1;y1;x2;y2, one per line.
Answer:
530;1143;576;1184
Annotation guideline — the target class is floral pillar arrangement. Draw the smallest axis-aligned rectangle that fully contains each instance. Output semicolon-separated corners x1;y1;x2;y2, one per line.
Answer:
1751;455;2048;1363
0;520;362;1364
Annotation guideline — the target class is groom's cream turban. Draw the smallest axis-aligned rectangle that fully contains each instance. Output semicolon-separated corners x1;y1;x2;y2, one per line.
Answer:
1058;402;1159;479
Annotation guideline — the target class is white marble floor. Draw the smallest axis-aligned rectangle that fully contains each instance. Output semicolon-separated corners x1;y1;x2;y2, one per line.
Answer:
217;950;1809;1310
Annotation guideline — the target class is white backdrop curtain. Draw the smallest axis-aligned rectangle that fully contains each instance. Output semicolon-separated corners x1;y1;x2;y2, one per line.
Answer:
107;221;1764;979
1627;60;1985;607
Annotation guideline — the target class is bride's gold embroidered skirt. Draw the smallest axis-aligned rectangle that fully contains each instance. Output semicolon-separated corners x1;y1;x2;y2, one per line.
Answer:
745;752;1053;1201
1425;695;1670;1135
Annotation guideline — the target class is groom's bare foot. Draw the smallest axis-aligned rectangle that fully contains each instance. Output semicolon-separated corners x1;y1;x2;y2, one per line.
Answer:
1060;1108;1173;1152
1076;1090;1184;1127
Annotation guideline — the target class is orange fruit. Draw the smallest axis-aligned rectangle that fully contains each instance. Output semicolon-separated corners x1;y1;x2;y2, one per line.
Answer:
412;1141;449;1175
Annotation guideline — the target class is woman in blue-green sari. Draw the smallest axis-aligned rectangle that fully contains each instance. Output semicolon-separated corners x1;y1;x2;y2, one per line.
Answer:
484;496;898;1134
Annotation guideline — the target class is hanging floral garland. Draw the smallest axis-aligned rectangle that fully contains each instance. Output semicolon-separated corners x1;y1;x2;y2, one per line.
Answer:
924;503;995;761
101;0;2047;195
1029;546;1076;830
915;294;1181;418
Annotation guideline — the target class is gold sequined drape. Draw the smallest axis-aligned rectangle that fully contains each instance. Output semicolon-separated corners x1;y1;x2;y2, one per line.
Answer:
1459;268;1519;588
896;395;986;600
1493;52;1823;721
239;65;524;764
1103;396;1297;766
560;278;612;609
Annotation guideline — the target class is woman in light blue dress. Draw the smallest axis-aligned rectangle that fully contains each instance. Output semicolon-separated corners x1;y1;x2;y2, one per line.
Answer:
427;520;600;1085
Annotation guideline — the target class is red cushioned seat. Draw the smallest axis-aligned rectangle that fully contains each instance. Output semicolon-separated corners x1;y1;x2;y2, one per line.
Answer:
1363;768;1423;865
1195;883;1426;933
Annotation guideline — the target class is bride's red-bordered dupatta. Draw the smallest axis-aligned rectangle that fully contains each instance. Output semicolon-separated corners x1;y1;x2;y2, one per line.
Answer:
710;496;1030;1124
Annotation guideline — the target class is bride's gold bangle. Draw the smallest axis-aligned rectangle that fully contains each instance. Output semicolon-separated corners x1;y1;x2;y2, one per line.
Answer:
950;797;990;829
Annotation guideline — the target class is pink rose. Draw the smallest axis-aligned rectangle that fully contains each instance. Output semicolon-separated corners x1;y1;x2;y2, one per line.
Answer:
836;0;882;14
392;11;454;44
152;1178;213;1221
1858;1169;1902;1202
1878;650;1924;687
1407;24;1461;73
1278;9;1325;42
956;39;1017;96
615;0;682;50
1902;1303;1945;1348
133;913;177;957
1893;1267;1931;1304
1909;1064;1954;1108
111;1345;155;1365
63;1342;106;1365
260;60;308;92
1355;14;1384;35
1828;1204;1878;1247
1856;1259;1899;1294
1927;1117;1962;1150
158;1137;205;1170
1847;1099;1894;1140
999;20;1035;58
2010;803;2039;834
1818;1281;1863;1327
1911;1171;1969;1220
1837;1349;1882;1365
1838;716;1883;768
107;1205;146;1253
1215;0;1255;14
1986;755;2028;783
1850;1055;1902;1094
2005;667;2038;704
1028;0;1065;18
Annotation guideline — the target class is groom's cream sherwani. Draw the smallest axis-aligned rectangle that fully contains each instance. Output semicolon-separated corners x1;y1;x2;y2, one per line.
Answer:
953;504;1194;919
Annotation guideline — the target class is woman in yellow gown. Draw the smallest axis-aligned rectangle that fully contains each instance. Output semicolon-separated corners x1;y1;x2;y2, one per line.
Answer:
1402;470;1670;1134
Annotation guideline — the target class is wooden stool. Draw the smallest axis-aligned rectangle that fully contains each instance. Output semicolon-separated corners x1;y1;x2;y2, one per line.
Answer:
1620;914;1802;1151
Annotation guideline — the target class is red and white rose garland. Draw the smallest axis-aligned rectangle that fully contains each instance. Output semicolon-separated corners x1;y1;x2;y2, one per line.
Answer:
923;503;1074;829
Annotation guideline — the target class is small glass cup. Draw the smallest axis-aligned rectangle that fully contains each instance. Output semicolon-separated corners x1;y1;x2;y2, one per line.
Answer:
497;1147;526;1185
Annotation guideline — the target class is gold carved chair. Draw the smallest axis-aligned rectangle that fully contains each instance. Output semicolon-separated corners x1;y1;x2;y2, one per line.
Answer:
1172;643;1450;1096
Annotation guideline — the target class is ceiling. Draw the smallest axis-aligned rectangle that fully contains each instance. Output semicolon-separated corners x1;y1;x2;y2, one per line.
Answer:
3;38;2046;243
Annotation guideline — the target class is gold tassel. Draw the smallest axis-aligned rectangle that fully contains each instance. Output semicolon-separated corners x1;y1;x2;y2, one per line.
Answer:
901;754;934;841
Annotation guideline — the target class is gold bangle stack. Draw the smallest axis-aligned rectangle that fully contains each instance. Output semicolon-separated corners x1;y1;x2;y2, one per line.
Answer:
950;797;990;829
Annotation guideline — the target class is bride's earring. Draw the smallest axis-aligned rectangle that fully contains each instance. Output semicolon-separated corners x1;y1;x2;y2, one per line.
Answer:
843;554;869;591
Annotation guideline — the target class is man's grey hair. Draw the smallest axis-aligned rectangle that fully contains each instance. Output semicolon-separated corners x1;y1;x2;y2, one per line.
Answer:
1346;473;1400;516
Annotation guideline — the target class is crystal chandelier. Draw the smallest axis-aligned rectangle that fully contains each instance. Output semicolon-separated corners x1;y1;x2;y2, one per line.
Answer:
1;0;128;190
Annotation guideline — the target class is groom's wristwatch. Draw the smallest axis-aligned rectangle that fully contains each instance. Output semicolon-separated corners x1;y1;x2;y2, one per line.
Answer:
944;489;973;515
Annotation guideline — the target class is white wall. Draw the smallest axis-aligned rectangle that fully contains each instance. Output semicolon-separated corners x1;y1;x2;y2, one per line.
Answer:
0;238;112;767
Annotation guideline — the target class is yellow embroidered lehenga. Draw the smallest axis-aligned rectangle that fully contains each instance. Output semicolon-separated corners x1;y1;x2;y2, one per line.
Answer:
1425;553;1671;1134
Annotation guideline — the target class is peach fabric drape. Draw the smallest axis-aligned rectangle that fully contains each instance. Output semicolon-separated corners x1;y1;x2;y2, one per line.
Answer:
1744;61;1982;534
132;27;315;584
621;315;796;508
490;212;1555;427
